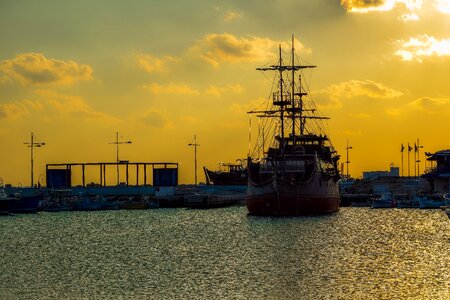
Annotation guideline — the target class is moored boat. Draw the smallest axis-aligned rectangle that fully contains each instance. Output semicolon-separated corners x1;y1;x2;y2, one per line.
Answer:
396;194;419;208
0;179;13;215
203;161;247;186
246;36;340;216
2;182;42;213
371;193;395;208
10;193;42;213
417;193;447;209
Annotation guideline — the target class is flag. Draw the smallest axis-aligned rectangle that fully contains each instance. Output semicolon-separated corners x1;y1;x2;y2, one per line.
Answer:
408;143;412;152
401;143;404;152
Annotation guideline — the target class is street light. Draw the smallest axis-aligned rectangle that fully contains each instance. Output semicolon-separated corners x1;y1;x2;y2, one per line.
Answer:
345;140;352;179
23;132;45;187
109;131;132;185
188;134;200;185
416;138;424;177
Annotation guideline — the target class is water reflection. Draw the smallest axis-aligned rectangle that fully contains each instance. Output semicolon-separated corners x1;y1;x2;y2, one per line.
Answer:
0;208;449;299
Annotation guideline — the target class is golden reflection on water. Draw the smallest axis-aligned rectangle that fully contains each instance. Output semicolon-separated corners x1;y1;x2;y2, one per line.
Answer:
0;208;449;299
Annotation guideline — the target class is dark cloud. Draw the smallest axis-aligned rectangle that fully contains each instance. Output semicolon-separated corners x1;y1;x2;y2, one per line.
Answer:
341;0;385;10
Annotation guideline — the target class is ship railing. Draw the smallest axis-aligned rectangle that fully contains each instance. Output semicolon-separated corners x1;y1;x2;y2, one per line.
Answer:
272;91;292;105
260;160;306;173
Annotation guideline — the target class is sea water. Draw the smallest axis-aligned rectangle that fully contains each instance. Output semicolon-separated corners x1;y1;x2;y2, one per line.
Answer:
0;207;449;299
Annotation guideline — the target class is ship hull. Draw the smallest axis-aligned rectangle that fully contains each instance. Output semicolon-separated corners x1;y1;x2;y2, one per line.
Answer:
246;175;339;216
10;194;41;213
204;168;247;186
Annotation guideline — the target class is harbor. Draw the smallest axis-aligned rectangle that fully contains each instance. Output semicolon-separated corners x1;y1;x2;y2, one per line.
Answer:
1;206;449;299
2;0;450;298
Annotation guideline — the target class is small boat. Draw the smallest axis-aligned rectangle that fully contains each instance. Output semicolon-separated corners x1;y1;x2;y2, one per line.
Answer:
41;189;76;211
0;179;13;215
119;196;148;209
371;193;395;208
396;194;419;208
203;161;247;186
10;193;42;213
417;194;447;209
73;195;109;211
1;180;41;214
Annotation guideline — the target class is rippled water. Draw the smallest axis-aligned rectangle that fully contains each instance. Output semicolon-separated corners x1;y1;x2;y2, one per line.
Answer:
0;207;449;299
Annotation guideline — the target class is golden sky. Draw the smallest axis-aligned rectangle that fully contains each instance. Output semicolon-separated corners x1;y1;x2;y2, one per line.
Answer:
1;0;450;185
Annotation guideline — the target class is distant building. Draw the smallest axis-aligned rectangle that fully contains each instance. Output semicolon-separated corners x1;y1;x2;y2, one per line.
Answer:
363;166;399;180
423;149;450;193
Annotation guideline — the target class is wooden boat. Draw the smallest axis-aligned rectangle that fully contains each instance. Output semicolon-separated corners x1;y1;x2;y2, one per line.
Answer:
246;36;340;216
203;161;247;186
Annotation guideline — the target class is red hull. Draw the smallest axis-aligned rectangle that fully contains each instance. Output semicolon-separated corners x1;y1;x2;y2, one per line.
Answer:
246;193;339;216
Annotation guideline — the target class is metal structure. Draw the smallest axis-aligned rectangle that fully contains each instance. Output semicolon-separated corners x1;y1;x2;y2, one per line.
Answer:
24;132;45;187
188;134;200;185
415;138;423;177
109;132;132;185
46;161;178;188
345;140;352;179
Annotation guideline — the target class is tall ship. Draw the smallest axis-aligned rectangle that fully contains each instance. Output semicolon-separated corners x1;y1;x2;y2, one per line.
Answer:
246;36;341;216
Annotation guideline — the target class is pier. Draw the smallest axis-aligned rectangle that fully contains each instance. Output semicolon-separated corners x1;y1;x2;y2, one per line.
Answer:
46;161;178;188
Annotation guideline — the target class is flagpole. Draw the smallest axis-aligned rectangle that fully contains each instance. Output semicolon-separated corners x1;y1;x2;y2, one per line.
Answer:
407;143;411;178
414;142;417;177
401;143;404;177
417;138;423;176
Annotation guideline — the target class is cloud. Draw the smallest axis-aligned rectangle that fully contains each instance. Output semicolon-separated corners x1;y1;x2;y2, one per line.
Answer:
340;0;422;13
140;110;171;128
313;80;403;108
395;35;450;62
224;10;243;22
205;84;244;98
0;53;93;85
435;0;450;14
230;97;265;114
35;89;116;121
341;0;449;19
329;80;403;98
409;97;450;112
0;99;44;119
135;53;178;73
311;91;343;109
143;82;200;95
189;33;310;67
399;13;419;22
0;102;29;119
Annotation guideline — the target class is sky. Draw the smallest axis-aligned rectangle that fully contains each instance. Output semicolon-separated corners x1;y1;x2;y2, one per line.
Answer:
1;0;450;186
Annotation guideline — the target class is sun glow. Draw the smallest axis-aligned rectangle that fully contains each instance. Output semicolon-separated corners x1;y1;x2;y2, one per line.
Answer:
396;35;450;62
435;0;450;14
341;0;422;13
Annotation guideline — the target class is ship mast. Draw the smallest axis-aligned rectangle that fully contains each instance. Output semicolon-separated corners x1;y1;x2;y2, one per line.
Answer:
278;45;285;157
291;35;296;146
252;35;318;157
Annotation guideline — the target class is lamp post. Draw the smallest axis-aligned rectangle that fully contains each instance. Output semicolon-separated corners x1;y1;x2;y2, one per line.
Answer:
24;132;45;187
188;134;200;185
416;138;423;177
345;140;352;179
109;131;132;185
